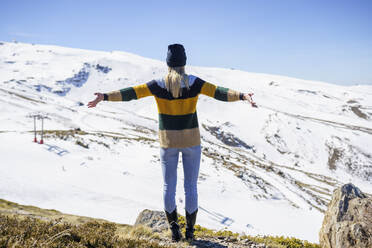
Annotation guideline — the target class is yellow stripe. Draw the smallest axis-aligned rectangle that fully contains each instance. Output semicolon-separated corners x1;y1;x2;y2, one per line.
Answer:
227;89;240;101
133;84;152;99
107;90;122;101
155;96;198;115
200;82;216;97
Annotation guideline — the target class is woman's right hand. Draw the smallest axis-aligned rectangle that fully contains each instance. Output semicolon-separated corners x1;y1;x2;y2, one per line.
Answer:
87;93;104;108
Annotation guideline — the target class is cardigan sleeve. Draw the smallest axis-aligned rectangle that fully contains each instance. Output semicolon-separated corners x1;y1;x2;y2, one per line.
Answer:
103;83;153;101
198;77;244;101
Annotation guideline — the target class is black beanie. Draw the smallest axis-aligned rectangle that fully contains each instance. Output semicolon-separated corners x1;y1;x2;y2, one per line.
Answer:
166;44;186;67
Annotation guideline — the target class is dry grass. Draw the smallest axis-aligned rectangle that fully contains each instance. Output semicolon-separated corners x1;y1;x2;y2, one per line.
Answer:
0;199;321;248
0;214;173;248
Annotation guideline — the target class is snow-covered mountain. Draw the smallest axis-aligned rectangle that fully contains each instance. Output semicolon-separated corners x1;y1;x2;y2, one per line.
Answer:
1;41;371;242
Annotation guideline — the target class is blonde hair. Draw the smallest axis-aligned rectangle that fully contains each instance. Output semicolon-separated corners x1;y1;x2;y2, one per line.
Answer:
164;66;189;98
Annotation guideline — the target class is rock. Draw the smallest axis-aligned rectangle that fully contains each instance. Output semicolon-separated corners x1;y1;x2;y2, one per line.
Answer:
319;183;372;248
134;209;169;232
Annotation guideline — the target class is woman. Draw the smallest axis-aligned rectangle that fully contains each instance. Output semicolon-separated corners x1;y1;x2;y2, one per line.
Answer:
88;44;256;242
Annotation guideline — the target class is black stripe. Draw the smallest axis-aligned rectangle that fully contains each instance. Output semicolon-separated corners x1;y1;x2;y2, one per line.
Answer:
120;87;137;101
239;93;244;100
159;112;199;130
214;86;229;101
147;78;204;100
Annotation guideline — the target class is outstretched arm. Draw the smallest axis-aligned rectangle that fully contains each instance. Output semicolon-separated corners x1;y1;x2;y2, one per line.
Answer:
87;83;153;108
199;79;257;107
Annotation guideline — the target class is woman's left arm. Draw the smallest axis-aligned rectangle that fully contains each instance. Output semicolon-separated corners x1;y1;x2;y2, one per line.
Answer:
198;78;257;107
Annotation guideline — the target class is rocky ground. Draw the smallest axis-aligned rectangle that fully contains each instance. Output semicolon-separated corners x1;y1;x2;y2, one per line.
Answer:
0;198;319;248
2;184;371;248
319;184;372;248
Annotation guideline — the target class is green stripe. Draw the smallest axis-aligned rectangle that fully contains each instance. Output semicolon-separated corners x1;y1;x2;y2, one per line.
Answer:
214;86;229;101
159;113;199;130
120;87;137;101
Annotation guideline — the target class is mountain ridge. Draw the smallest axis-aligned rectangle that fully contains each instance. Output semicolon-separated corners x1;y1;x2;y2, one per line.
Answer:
0;41;371;242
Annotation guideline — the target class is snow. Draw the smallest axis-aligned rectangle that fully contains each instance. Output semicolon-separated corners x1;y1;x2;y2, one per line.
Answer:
1;41;372;243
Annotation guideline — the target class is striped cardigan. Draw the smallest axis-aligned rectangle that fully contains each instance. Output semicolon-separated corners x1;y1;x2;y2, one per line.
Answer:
103;75;244;148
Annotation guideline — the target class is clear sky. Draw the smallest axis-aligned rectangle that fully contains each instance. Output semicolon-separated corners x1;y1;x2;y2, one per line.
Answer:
1;0;372;85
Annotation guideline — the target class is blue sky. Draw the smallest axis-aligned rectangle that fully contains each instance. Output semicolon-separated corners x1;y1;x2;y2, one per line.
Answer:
1;0;372;85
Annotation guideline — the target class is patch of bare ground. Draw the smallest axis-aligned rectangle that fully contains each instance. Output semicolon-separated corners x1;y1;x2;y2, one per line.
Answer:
350;106;368;119
33;128;157;148
0;88;46;104
260;105;372;135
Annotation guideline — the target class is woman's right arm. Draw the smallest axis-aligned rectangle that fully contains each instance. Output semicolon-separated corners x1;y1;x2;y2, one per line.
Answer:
87;92;104;108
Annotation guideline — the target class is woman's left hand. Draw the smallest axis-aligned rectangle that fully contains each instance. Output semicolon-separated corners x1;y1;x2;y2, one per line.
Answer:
243;93;257;108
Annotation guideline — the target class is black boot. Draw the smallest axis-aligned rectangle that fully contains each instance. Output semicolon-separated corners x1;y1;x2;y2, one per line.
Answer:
185;209;198;240
165;209;182;242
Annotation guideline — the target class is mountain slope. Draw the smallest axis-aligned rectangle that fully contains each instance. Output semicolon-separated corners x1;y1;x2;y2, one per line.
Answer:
0;41;371;242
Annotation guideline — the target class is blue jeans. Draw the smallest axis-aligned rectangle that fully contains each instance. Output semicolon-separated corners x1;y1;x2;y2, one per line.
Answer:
160;145;201;214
